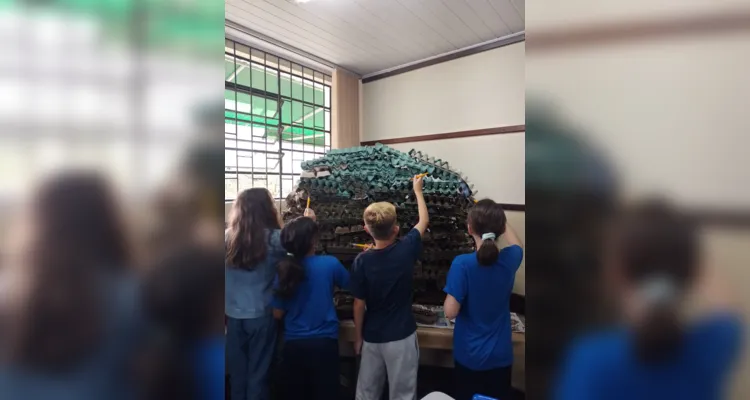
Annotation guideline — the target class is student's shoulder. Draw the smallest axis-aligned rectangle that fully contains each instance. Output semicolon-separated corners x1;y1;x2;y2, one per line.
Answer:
564;329;629;370
313;255;343;268
451;253;475;268
687;311;743;364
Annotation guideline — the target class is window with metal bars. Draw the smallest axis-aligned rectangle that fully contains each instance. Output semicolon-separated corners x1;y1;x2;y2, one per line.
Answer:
224;38;332;206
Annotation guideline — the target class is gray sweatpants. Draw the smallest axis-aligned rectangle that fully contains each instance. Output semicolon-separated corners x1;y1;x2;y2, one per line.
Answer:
356;331;420;400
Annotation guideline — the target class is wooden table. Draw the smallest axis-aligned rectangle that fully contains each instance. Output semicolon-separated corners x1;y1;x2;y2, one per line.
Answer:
338;320;526;392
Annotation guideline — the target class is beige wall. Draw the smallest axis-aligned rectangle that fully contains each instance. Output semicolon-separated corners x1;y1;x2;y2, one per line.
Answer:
362;42;525;142
527;7;750;397
362;42;526;294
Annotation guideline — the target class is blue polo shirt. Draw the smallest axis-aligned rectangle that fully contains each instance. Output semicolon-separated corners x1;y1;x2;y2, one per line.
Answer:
555;312;743;400
271;255;349;341
444;245;524;371
349;228;422;343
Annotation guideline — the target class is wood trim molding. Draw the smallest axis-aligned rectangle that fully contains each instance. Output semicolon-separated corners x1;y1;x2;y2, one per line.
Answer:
528;11;750;52
500;204;526;212
363;33;525;83
360;125;524;146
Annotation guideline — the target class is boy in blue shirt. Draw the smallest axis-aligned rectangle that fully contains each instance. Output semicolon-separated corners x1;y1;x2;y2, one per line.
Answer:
350;175;429;400
443;199;524;400
271;215;350;400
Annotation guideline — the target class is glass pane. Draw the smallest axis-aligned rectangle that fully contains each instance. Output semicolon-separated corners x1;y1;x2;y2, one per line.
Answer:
324;86;331;108
266;98;279;119
225;119;236;135
251;63;265;91
225;149;237;168
225;56;235;82
224;89;235;111
291;63;302;77
225;174;238;199
282;151;293;174
303;79;313;103
266;54;278;69
291;101;303;123
225;137;236;149
282;177;294;199
236;92;251;113
280;101;292;125
324;110;330;132
302;67;314;81
225;39;234;54
303;105;313;128
314;82;323;106
266;67;278;94
314;107;324;128
251;48;265;64
313;70;324;83
251;96;265;116
280;72;291;97
279;59;291;73
236;43;250;59
236;59;250;86
324;74;332;85
292;151;304;173
238;174;253;192
325;132;331;147
291;75;303;100
314;130;325;147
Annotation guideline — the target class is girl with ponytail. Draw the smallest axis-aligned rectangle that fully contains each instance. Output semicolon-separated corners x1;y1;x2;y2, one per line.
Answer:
443;199;524;400
555;200;743;400
270;216;350;400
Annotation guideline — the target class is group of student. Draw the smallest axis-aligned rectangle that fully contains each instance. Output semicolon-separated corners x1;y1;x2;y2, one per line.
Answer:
225;175;524;400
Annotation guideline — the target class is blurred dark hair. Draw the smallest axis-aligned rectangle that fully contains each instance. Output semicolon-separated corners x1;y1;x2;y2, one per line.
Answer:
275;217;318;300
226;188;280;269
139;246;224;400
469;199;508;266
3;170;130;370
612;200;698;363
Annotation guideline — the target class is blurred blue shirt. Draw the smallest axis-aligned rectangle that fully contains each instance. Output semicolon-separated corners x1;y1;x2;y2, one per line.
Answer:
225;229;285;319
444;245;524;371
193;336;225;400
271;255;350;341
555;312;743;400
0;273;142;400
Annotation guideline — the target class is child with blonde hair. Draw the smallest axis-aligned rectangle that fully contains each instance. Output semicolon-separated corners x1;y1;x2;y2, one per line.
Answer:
350;175;429;400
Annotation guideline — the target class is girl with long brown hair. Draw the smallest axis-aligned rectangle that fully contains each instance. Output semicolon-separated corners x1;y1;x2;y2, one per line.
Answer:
225;188;313;400
0;170;138;400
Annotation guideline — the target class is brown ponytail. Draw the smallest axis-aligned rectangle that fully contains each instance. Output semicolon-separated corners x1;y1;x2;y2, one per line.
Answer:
612;200;698;363
275;217;318;299
469;199;508;266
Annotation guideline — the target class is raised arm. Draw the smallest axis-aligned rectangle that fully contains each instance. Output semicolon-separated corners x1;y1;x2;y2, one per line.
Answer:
504;220;523;248
413;175;429;236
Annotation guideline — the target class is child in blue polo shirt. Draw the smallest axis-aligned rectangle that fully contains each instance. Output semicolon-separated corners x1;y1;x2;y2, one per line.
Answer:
443;199;524;400
271;216;350;400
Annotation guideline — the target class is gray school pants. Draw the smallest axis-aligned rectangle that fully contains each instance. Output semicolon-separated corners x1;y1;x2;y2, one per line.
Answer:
356;331;420;400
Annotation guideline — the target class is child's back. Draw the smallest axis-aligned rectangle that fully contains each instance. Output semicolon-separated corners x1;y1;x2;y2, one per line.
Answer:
352;176;429;400
350;228;421;343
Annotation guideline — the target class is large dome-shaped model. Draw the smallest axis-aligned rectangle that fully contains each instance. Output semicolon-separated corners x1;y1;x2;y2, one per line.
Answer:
283;143;477;305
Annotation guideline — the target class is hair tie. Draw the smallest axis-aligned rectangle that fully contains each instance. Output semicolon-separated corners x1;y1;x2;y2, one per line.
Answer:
639;274;677;306
287;252;295;257
481;233;496;241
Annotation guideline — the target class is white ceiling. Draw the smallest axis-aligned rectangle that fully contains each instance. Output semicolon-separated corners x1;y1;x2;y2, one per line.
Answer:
226;0;525;76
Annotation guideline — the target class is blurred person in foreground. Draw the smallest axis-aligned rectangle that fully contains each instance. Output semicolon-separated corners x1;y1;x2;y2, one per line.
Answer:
0;171;140;400
138;246;224;400
555;201;744;400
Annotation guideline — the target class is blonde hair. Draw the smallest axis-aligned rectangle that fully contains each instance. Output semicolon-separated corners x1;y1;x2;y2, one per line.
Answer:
363;202;397;240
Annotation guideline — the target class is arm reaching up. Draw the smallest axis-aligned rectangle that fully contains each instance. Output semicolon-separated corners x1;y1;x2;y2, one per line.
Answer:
413;175;429;236
504;220;523;248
